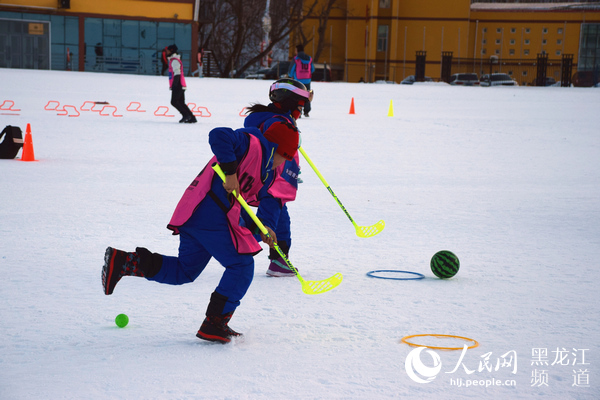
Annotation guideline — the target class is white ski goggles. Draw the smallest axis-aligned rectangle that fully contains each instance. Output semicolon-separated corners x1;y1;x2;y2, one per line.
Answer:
270;82;314;102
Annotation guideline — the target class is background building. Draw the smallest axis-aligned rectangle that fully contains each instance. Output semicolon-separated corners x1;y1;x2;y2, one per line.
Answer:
2;0;599;85
291;0;600;85
0;0;201;75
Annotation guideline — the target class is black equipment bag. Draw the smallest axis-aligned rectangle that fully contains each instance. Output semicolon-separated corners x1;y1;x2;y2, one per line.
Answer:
0;125;24;159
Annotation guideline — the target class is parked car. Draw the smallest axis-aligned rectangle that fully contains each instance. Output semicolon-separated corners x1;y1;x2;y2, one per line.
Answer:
245;67;270;80
480;73;518;86
312;63;332;82
401;75;434;84
530;77;557;86
572;71;599;87
448;73;479;86
245;61;291;80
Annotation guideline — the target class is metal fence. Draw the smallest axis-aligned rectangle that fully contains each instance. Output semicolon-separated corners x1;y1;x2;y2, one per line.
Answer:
345;55;581;86
448;57;568;86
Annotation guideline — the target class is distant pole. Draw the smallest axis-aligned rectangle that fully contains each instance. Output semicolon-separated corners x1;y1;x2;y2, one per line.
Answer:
473;20;478;73
394;0;400;81
403;26;407;79
458;27;461;58
440;26;444;78
345;3;348;82
330;25;333;66
262;0;271;67
365;25;368;82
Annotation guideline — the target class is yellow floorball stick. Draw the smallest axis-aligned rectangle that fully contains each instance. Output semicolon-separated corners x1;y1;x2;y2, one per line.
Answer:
212;163;343;295
299;146;385;238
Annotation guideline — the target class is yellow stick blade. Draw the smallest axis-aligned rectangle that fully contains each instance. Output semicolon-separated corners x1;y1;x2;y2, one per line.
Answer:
302;273;343;295
356;220;385;238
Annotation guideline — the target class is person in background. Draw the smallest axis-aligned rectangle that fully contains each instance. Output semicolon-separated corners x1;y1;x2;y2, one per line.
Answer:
288;44;314;117
160;46;169;76
102;120;300;343
94;43;104;70
166;44;196;123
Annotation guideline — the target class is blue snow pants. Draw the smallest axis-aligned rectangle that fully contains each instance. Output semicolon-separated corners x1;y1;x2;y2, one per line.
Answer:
147;194;255;315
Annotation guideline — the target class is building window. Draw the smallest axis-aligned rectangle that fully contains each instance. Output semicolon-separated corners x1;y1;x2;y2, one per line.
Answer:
495;49;500;55
524;49;530;55
556;50;562;56
482;48;487;55
509;49;515;55
557;39;562;45
482;39;487;45
511;28;516;34
510;39;515;45
543;28;548;34
483;28;487;33
579;23;600;72
495;39;501;45
524;39;530;45
558;28;563;34
525;28;531;34
0;19;52;69
522;70;528;76
377;25;388;52
542;39;547;45
496;28;502;34
379;0;391;8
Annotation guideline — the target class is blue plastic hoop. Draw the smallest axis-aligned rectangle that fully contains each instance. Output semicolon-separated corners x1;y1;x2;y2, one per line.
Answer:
366;270;425;280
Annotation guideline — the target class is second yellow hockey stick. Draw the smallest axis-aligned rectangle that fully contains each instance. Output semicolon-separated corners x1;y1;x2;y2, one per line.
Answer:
299;146;385;238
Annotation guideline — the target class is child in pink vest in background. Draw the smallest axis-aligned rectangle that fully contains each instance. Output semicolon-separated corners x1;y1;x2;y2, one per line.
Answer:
288;44;315;117
166;44;196;123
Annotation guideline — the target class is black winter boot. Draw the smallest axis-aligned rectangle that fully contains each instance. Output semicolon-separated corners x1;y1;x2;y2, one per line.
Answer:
196;291;242;344
102;247;162;295
196;312;241;343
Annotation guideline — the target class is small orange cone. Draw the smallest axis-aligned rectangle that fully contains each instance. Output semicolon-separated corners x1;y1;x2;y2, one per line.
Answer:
349;97;355;114
21;123;36;162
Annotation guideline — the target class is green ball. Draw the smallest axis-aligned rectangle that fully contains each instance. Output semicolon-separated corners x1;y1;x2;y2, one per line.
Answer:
115;313;129;328
430;250;460;279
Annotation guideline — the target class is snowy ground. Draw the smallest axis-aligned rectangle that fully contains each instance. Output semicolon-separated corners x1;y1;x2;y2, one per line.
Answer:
1;68;599;399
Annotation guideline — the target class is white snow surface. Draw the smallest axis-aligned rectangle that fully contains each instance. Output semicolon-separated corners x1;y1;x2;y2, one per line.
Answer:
1;68;599;399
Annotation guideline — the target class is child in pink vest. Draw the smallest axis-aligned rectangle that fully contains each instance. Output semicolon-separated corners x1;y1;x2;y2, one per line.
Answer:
101;119;299;343
288;44;315;117
244;79;312;276
166;44;196;123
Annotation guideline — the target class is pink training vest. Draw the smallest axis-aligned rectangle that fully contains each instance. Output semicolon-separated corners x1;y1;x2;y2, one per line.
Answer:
267;152;299;205
168;56;187;89
294;57;312;80
167;134;264;255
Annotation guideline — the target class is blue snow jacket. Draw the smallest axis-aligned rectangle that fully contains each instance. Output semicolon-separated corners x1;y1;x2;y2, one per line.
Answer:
244;108;300;245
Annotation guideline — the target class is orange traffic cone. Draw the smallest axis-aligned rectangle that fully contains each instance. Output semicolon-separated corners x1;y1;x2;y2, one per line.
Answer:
349;97;355;114
21;123;36;162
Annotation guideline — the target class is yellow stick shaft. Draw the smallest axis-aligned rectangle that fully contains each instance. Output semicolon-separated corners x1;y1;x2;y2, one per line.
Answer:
211;163;303;280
